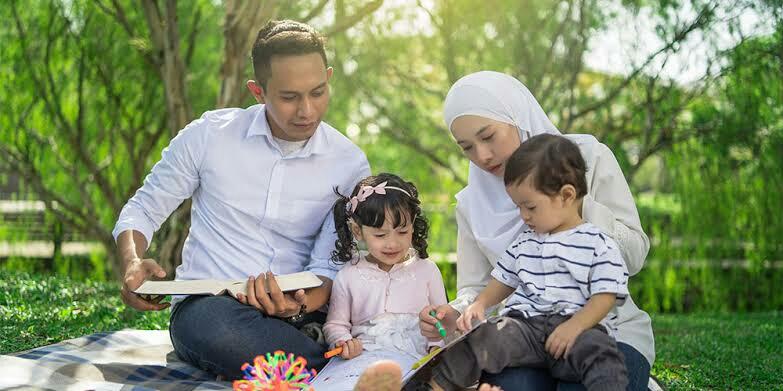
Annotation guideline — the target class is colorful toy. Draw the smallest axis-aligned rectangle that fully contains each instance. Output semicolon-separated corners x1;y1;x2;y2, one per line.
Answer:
233;351;317;391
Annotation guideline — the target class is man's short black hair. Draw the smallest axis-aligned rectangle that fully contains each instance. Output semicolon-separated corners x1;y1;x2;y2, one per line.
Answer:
251;20;328;89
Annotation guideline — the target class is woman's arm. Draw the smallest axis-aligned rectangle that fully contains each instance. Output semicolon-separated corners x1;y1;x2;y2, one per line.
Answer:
583;143;651;275
450;208;499;315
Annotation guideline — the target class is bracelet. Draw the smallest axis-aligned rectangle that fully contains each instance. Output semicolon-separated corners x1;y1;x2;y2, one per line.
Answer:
283;304;307;324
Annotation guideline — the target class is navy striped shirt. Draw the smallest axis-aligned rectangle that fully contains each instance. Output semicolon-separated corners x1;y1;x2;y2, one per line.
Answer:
491;223;629;325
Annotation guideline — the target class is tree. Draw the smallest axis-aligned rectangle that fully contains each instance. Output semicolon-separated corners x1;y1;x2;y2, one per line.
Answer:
1;0;776;279
326;0;735;188
0;0;383;276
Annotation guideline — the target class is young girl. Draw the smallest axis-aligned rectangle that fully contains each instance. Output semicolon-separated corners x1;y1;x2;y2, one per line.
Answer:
323;173;447;361
410;134;630;391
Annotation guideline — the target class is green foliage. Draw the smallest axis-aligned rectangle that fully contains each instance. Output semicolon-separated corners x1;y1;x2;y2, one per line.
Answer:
628;30;783;313
435;261;457;301
0;270;168;354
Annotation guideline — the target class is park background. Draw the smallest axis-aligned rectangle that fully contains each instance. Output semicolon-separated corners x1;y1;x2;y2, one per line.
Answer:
1;0;781;389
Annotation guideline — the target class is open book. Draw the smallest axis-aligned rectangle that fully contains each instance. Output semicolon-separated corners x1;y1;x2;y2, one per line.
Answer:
310;316;499;390
132;271;323;299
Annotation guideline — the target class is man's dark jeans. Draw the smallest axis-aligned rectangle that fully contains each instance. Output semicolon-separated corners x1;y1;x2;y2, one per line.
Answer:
169;295;327;380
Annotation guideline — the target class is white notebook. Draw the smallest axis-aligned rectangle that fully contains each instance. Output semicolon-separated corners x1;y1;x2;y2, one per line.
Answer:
132;271;323;298
311;316;499;390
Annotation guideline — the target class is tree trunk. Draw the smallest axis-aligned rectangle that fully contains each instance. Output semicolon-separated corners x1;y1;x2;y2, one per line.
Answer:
139;0;194;273
217;1;279;108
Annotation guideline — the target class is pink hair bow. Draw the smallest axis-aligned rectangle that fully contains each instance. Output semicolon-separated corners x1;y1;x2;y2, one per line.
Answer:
347;181;411;214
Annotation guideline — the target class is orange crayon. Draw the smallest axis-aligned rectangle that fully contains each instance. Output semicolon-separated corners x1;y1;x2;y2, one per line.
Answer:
324;346;343;359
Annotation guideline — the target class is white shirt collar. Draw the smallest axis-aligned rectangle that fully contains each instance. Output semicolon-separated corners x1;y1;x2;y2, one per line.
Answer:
245;104;329;156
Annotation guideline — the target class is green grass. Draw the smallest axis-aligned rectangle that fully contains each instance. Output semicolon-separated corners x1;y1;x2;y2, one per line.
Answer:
0;270;168;353
651;312;783;390
1;270;781;389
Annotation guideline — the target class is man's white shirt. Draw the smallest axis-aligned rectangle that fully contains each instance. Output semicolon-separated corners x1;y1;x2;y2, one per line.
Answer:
113;104;370;285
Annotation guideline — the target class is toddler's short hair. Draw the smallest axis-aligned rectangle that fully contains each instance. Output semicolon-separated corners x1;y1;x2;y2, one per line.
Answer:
503;134;587;198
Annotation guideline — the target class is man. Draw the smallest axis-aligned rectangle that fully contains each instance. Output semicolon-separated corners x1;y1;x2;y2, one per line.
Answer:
114;20;370;379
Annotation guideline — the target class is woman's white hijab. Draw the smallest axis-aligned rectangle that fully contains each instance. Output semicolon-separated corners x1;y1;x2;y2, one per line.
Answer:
444;71;560;257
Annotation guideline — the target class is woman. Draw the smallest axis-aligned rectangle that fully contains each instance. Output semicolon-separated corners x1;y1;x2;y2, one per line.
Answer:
419;71;654;390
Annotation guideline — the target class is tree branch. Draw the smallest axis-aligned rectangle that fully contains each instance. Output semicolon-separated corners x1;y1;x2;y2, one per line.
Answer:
324;0;383;36
12;3;73;137
365;94;466;185
302;0;329;23
185;5;202;67
95;0;158;68
567;2;718;123
0;145;93;236
217;0;278;108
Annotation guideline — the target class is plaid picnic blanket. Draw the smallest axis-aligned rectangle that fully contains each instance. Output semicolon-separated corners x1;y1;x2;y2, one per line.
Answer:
0;330;665;391
0;329;231;390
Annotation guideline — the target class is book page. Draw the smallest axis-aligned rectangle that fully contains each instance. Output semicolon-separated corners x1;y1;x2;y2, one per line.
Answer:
132;271;323;296
310;317;499;390
133;279;230;296
311;349;419;391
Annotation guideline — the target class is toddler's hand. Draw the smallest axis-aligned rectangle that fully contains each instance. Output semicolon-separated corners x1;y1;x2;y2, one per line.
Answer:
545;318;587;360
337;338;363;360
457;302;485;332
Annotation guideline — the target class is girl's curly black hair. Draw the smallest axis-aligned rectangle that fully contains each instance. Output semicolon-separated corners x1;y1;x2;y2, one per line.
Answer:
331;173;429;265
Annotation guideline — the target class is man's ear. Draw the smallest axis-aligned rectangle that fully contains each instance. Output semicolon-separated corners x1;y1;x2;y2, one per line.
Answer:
326;66;334;81
247;80;265;103
559;184;577;205
348;219;363;241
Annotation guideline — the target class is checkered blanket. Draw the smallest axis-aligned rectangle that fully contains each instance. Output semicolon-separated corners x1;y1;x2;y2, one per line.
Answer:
0;329;231;390
0;330;664;391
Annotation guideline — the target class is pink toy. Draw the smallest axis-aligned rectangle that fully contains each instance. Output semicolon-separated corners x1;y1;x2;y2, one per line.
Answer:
233;350;317;391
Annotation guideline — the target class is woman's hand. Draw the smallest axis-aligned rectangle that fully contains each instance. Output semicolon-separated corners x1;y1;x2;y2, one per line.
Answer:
419;304;460;340
337;338;363;360
456;301;486;332
545;318;587;360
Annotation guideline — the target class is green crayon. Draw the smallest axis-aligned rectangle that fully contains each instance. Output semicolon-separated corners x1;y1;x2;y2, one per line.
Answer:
429;310;448;339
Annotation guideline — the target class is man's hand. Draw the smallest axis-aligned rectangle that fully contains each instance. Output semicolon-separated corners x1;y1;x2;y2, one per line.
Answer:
545;318;587;360
336;338;363;360
121;257;170;311
236;271;307;317
419;304;460;340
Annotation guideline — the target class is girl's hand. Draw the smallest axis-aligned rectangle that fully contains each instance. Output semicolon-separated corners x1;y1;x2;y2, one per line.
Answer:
457;302;486;332
337;338;363;360
545;318;587;360
419;304;459;340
